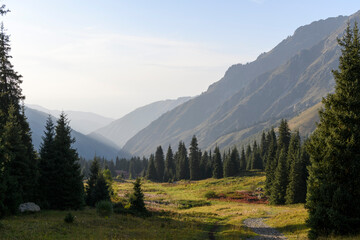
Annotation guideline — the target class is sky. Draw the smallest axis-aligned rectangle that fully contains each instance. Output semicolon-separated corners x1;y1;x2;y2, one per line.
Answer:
3;0;360;118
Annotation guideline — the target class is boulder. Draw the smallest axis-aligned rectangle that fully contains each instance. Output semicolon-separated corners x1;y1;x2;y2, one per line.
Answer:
19;202;40;213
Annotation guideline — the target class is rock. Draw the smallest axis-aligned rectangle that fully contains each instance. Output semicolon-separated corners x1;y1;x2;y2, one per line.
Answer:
19;202;40;213
256;187;263;192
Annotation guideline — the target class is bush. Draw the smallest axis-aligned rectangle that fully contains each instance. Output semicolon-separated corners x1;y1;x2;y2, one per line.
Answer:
176;200;211;209
96;200;113;218
204;191;218;199
113;202;125;214
64;212;75;223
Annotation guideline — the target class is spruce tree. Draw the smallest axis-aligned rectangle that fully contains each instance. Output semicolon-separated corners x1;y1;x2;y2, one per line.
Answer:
277;119;291;158
306;22;360;239
38;116;56;208
270;149;287;205
245;144;252;170
251;141;263;170
52;112;84;210
154;146;165;181
0;7;38;206
129;178;146;212
176;141;189;180
85;157;100;206
92;173;111;204
224;147;240;177
164;145;175;182
286;145;309;204
239;147;246;171
146;154;157;181
199;150;209;179
212;147;223;179
189;135;200;180
265;128;277;195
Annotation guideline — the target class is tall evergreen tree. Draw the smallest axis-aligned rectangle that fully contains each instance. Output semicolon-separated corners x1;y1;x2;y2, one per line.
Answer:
85;157;100;206
146;154;157;181
154;146;165;181
212;146;223;179
0;7;38;208
239;147;246;171
199;150;209;179
224;147;240;177
277;119;291;158
306;22;360;239
52;112;84;210
164;145;175;182
189;135;200;180
286;144;309;204
245;144;252;170
176;141;189;180
38;116;56;208
251;141;263;170
270;149;287;205
265;127;277;195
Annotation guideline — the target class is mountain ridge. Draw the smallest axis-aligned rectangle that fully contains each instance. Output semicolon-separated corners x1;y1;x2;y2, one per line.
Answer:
123;12;358;156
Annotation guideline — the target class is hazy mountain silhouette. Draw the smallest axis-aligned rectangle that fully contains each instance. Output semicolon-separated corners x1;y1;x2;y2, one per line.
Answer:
25;107;129;160
91;97;192;148
27;104;114;135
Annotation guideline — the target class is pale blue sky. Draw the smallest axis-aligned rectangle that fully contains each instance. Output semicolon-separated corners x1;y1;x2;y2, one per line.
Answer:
3;1;360;118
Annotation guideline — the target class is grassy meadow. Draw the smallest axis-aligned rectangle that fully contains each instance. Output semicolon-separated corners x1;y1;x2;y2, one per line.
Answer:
0;172;311;240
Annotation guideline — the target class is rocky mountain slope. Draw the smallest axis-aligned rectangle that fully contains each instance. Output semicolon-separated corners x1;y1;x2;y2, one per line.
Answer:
123;12;359;156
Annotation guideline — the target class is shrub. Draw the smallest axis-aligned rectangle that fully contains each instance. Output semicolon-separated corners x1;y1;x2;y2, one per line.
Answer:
96;200;113;218
176;200;211;209
204;191;218;199
113;202;125;214
64;212;75;223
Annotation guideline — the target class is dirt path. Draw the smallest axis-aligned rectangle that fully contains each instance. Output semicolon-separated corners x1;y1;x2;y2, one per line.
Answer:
243;218;287;240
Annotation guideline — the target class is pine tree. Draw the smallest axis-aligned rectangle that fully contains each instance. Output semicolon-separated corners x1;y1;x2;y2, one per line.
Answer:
212;146;223;179
239;147;246;171
286;131;301;171
251;141;263;170
189;135;200;180
52;112;84;210
129;178;146;212
199;150;209;179
270;149;287;205
286;144;309;204
92;173;111;204
85;157;101;206
146;154;157;181
154;146;165;181
245;144;252;170
265;128;277;195
38;116;56;208
306;22;360;239
0;7;38;208
277;119;291;158
224;147;240;177
164;145;175;182
175;141;189;180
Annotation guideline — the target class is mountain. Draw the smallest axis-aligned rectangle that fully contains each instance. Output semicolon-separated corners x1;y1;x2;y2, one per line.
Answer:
123;12;359;156
27;104;114;135
91;97;192;148
25;107;130;160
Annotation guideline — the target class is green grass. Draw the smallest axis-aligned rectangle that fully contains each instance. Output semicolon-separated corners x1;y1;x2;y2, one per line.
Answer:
4;172;357;239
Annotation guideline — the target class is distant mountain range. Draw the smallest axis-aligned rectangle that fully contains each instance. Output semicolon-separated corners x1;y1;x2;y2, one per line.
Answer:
91;97;192;148
25;107;129;160
27;104;114;135
122;11;360;156
25;97;192;159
